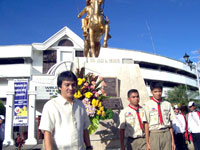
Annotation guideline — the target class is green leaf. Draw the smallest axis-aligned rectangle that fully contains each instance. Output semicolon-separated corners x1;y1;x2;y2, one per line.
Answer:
105;109;114;119
88;117;99;134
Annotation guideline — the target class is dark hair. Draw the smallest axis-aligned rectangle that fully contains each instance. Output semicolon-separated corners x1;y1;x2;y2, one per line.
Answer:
57;71;77;91
127;89;139;98
150;82;163;91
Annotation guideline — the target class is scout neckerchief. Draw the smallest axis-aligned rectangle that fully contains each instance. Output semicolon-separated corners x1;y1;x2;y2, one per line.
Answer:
180;113;189;141
188;111;200;126
196;111;200;119
128;104;143;130
180;113;187;131
186;113;193;142
152;97;163;125
186;111;200;142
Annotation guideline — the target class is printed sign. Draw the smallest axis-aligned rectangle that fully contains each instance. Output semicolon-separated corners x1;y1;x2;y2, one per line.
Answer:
13;79;28;126
36;86;58;100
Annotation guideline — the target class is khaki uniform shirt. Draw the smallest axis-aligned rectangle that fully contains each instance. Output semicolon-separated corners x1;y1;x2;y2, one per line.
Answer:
144;99;175;131
119;106;147;138
39;94;90;150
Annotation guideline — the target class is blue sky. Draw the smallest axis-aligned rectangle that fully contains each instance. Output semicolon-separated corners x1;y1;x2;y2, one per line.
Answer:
0;0;200;62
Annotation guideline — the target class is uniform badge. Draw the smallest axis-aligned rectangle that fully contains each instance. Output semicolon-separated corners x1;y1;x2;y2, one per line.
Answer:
128;112;132;116
142;112;144;117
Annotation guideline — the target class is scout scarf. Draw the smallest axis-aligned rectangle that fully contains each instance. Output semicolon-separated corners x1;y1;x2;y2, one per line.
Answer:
128;104;143;130
180;113;189;141
152;97;163;125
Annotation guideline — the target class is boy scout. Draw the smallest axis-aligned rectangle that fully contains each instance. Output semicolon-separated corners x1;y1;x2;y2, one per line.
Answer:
187;101;200;150
144;82;176;150
119;89;147;150
172;105;187;150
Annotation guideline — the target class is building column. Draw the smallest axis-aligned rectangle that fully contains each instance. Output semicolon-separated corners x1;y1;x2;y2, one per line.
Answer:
3;91;15;145
25;91;37;145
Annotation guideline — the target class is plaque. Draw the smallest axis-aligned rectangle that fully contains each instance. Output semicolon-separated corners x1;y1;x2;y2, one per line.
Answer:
103;77;118;97
102;97;123;110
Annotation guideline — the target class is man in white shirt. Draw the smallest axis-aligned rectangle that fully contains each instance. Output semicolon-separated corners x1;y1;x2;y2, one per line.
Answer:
172;105;187;150
187;101;200;150
39;71;92;150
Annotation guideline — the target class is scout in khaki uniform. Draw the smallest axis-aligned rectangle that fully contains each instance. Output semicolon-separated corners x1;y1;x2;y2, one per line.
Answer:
119;89;147;150
144;82;176;150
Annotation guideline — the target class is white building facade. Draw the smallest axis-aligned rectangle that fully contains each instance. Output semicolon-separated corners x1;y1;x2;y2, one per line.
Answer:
0;26;198;146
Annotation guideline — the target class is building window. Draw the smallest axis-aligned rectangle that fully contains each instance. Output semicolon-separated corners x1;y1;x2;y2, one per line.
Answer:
43;50;57;74
75;51;84;57
58;39;74;46
0;58;24;64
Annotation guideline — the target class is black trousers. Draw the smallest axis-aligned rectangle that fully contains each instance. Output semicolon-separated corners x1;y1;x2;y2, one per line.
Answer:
174;133;188;150
192;133;200;150
0;140;3;150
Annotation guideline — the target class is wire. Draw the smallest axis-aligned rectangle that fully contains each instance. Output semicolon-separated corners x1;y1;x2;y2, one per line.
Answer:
75;0;80;14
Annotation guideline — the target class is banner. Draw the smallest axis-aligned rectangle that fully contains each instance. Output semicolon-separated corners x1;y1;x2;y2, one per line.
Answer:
13;79;28;126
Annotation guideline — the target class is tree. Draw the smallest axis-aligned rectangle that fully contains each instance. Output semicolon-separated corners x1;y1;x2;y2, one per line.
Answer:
165;85;199;106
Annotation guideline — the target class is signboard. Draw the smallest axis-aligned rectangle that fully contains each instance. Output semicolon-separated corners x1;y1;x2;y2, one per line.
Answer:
103;77;118;97
102;97;123;110
36;86;58;100
13;79;28;126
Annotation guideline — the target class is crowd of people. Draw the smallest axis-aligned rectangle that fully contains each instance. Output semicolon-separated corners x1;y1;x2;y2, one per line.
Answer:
38;70;200;150
0;70;200;150
119;82;200;150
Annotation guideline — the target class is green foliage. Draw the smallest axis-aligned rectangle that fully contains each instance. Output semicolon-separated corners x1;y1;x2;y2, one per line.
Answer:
88;117;99;134
165;85;199;106
0;100;5;115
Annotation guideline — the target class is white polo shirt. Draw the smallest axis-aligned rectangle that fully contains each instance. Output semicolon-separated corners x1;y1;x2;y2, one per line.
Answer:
172;113;186;134
187;111;200;133
39;94;90;150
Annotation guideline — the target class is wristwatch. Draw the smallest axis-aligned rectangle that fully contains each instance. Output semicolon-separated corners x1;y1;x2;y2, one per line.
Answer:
86;145;93;150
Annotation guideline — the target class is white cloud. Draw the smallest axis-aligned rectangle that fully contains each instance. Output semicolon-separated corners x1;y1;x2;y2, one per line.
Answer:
191;50;199;55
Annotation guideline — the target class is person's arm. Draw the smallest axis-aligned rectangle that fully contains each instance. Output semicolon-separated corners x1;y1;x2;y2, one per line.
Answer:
44;130;53;150
83;129;93;150
119;129;125;150
78;8;87;18
169;122;176;150
143;103;151;150
144;123;151;150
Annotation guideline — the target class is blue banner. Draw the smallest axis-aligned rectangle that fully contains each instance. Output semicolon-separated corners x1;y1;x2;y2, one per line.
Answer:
13;79;28;126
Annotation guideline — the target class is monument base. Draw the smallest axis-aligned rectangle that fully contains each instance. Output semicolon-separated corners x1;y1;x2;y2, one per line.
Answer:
74;57;149;149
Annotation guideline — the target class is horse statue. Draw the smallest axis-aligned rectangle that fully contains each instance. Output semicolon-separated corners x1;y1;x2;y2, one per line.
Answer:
78;0;111;57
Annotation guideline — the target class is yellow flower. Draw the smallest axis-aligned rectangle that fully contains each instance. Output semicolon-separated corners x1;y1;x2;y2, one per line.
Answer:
74;90;82;99
82;78;86;82
92;99;96;107
95;100;99;107
84;92;93;98
100;106;104;111
98;101;102;107
101;111;105;117
97;110;101;116
78;78;83;86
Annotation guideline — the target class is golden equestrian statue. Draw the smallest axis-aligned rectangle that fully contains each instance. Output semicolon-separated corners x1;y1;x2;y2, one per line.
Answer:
78;0;111;57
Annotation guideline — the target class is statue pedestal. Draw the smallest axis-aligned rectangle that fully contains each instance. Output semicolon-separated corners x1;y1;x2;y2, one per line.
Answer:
74;57;149;149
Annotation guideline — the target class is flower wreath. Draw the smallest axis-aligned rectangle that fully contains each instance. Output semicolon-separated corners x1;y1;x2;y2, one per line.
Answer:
74;67;114;134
